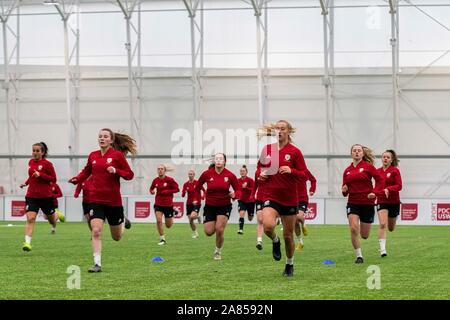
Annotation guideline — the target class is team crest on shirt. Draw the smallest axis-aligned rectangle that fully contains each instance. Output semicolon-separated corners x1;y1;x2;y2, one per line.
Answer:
285;154;291;161
38;165;43;170
93;160;96;164
387;173;391;178
164;183;167;187
107;158;112;164
359;168;364;173
243;182;247;188
224;177;229;182
346;171;350;175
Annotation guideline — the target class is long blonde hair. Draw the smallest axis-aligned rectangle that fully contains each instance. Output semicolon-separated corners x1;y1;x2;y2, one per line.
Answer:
351;144;375;165
159;163;176;173
257;120;296;143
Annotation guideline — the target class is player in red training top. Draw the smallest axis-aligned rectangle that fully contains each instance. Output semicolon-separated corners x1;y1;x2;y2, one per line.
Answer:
194;153;239;261
20;142;64;251
342;144;383;264
257;120;308;277
236;165;255;235
69;128;135;273
376;149;402;258
149;164;180;245
181;169;205;239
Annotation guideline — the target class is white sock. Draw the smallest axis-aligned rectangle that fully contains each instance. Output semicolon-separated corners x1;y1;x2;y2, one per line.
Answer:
272;236;279;243
257;237;262;242
160;235;165;241
297;235;302;241
51;226;56;231
215;246;222;254
355;248;362;258
286;257;294;265
93;252;101;266
25;235;32;244
379;239;386;252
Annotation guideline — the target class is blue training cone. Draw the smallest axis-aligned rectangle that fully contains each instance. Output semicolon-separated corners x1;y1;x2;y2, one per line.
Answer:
151;256;165;263
322;259;336;265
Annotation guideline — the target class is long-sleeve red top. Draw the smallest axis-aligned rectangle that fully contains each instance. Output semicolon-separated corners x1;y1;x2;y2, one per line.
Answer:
255;143;308;207
182;179;204;205
297;169;317;203
150;176;180;206
194;168;239;207
74;177;93;204
236;176;255;202
342;160;383;205
24;158;57;199
376;166;402;204
51;183;63;198
75;148;134;206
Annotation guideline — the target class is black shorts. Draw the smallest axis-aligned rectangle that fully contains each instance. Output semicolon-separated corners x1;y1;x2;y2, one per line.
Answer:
90;203;124;226
82;202;93;215
203;204;232;223
298;201;308;213
263;200;298;216
255;200;264;212
377;203;400;218
186;204;201;216
347;204;375;224
154;205;174;219
25;197;55;216
238;201;255;216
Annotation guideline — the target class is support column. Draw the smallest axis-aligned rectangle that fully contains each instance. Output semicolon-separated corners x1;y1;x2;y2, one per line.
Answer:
251;0;269;126
389;0;400;150
1;0;20;194
320;0;336;196
117;0;142;194
50;0;80;178
182;0;204;123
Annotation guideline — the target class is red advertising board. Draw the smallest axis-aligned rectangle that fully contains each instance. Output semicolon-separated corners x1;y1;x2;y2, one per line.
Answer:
401;203;418;221
12;200;26;217
135;201;150;218
305;203;317;220
173;202;185;219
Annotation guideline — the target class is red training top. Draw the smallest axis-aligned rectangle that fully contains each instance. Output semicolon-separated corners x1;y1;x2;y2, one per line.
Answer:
376;166;402;204
51;183;63;199
297;169;317;203
74;177;93;204
250;171;266;202
75;148;134;206
182;179;204;205
150;176;180;207
195;167;239;207
342;160;383;205
236;176;255;203
24;158;57;199
255;143;308;207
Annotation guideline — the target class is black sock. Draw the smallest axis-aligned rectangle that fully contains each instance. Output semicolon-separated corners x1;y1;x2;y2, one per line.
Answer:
239;217;244;230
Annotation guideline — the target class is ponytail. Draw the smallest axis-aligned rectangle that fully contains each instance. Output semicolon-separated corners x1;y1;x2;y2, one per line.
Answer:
101;128;137;155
